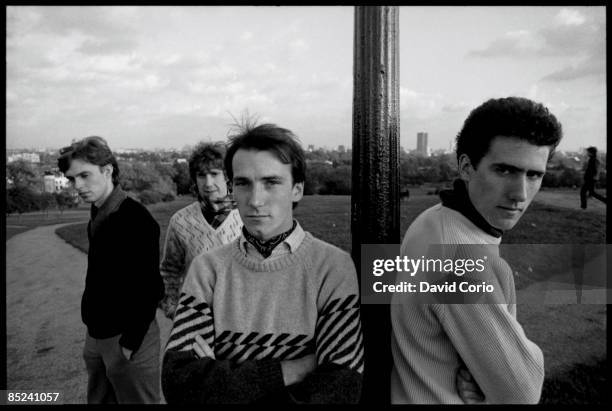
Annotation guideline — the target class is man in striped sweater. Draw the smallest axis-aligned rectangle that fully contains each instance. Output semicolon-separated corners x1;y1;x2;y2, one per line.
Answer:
391;97;563;403
162;123;363;403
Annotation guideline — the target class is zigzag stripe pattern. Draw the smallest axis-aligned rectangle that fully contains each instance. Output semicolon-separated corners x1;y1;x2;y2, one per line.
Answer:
213;330;315;363
166;293;214;352
315;294;364;373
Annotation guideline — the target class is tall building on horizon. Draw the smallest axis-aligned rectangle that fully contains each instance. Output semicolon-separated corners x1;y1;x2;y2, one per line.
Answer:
416;132;429;157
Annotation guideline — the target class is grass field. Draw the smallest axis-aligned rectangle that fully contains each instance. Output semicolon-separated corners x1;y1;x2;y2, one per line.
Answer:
5;205;91;240
46;187;607;256
51;187;607;403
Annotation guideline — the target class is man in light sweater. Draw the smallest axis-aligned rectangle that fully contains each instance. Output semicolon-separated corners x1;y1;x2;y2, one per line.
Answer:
391;97;563;404
162;123;363;403
159;142;242;319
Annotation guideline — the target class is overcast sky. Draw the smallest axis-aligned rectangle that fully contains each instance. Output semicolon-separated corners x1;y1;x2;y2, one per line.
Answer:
6;6;606;152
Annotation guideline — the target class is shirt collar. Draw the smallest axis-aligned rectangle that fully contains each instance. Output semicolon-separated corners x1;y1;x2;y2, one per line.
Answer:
200;197;237;228
89;185;128;237
239;220;305;257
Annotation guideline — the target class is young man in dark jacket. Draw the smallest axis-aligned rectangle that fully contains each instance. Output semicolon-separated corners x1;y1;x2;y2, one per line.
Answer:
58;136;164;404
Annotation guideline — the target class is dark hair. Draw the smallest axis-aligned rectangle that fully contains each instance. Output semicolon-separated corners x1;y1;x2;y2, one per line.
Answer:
456;97;563;167
188;142;227;183
587;146;597;155
224;123;306;185
57;136;119;185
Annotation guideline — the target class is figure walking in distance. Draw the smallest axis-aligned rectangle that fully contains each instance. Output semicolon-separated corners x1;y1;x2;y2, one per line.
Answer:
580;146;606;209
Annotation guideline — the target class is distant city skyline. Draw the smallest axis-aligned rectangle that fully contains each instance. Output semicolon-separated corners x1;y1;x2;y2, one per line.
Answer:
7;6;606;152
5;142;601;156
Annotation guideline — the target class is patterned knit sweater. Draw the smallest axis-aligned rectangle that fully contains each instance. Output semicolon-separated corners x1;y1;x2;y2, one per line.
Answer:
390;203;544;404
159;202;242;317
162;223;364;404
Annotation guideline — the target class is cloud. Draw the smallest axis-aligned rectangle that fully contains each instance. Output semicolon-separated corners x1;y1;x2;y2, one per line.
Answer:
541;62;604;82
468;30;544;58
467;7;604;83
468;9;601;58
399;87;469;120
77;37;139;55
36;6;140;38
7;7;141;59
5;7;353;149
288;38;310;56
554;8;586;26
441;102;471;113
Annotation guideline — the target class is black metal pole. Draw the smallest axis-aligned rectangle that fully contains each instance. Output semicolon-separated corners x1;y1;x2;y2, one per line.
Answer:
352;5;400;404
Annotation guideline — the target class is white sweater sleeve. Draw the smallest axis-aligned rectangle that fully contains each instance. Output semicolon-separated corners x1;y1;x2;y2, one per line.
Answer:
435;302;544;404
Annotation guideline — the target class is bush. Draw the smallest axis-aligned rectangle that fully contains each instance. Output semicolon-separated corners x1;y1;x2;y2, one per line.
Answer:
162;193;175;202
138;190;163;205
6;186;39;214
558;167;582;188
306;164;351;195
37;192;55;212
542;172;560;188
172;162;192;195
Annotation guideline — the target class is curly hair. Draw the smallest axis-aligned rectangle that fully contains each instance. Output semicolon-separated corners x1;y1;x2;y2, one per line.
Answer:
57;136;119;185
456;97;563;167
188;142;227;183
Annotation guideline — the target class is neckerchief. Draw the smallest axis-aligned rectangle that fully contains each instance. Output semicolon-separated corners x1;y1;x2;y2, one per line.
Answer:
89;185;128;238
243;220;298;258
200;196;237;229
439;178;503;238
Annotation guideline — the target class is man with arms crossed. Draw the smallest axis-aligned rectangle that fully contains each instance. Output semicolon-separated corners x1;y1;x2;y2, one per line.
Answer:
162;124;364;403
159;142;242;319
58;136;164;403
391;97;563;403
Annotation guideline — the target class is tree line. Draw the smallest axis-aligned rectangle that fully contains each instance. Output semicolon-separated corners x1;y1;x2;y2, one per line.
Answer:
5;148;606;215
304;150;606;195
5;158;192;215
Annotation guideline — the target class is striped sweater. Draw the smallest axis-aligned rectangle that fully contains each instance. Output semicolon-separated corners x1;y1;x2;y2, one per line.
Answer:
159;202;242;317
162;222;364;403
390;203;544;404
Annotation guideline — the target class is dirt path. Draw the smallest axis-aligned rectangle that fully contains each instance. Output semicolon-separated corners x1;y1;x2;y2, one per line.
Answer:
6;223;173;404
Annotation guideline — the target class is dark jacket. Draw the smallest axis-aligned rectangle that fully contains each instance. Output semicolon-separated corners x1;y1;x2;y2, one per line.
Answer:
82;190;164;353
584;156;600;181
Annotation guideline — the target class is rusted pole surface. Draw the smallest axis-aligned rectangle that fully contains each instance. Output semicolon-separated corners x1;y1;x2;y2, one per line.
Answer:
352;6;400;404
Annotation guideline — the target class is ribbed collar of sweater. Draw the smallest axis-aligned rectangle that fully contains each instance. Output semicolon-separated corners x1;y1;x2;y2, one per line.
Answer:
89;185;128;237
439;179;503;238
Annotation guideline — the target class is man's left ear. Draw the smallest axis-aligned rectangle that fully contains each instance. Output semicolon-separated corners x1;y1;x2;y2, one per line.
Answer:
103;164;113;178
292;182;304;202
458;154;474;182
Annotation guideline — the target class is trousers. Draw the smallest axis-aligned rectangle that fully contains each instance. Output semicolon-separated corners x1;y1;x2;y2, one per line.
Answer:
580;180;606;209
83;319;161;404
